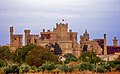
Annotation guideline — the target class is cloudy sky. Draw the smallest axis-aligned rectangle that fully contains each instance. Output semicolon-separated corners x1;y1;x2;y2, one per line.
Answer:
0;0;120;45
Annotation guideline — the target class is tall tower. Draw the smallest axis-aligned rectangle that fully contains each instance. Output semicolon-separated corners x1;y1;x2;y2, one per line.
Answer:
10;26;13;46
113;37;118;47
104;34;107;57
24;30;30;45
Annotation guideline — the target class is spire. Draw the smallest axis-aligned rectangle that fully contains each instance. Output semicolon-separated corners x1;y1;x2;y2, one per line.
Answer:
85;29;88;33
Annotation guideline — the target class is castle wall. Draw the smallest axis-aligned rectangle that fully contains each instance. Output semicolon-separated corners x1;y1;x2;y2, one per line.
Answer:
54;23;68;41
10;26;23;51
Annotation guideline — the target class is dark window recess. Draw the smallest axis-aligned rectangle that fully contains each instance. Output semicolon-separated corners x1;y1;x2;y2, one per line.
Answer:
14;38;16;40
34;39;37;43
28;39;31;43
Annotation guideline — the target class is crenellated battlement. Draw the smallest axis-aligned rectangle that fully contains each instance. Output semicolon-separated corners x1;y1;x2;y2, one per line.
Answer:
56;23;68;29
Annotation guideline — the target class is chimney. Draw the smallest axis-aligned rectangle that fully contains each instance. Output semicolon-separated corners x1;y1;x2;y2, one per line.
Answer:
104;34;107;57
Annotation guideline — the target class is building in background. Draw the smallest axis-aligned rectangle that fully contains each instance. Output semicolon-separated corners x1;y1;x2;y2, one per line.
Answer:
9;21;120;58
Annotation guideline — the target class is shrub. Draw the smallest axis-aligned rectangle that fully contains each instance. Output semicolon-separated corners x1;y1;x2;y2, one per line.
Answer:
78;63;94;71
96;66;107;73
20;64;30;73
0;59;7;67
39;61;56;72
59;65;73;73
30;65;37;73
63;53;76;59
79;51;101;63
115;64;120;72
64;57;78;64
4;64;20;74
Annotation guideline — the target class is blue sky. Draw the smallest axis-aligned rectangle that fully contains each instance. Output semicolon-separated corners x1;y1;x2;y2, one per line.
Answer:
0;0;120;46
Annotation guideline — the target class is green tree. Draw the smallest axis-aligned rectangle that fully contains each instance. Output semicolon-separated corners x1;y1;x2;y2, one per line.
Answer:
63;53;77;64
80;51;101;64
0;59;7;67
54;42;62;55
63;53;76;59
25;46;58;67
13;44;36;63
0;46;13;62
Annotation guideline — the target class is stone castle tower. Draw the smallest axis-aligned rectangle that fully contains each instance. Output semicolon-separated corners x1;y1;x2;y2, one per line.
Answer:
113;37;118;47
10;26;23;51
24;30;39;45
24;30;30;45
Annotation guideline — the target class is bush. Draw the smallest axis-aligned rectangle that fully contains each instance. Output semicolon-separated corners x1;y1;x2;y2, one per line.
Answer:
30;65;37;73
96;66;108;73
64;57;78;64
4;64;20;74
0;46;13;61
20;64;30;73
99;62;111;71
78;63;94;71
59;65;73;73
63;53;76;59
25;46;58;67
115;64;120;72
0;59;7;67
39;61;56;72
79;51;101;63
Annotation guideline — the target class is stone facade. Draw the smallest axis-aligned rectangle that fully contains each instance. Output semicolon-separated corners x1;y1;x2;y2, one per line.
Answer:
80;30;103;55
10;22;112;57
10;26;23;51
23;23;80;57
113;37;118;47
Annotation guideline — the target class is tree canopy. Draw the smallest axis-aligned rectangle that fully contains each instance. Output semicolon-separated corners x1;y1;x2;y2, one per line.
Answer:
0;46;12;62
80;51;101;63
13;44;36;63
25;46;59;67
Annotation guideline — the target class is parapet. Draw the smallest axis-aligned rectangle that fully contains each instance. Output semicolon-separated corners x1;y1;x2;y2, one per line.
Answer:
30;34;39;37
24;30;30;33
56;23;68;28
13;34;23;37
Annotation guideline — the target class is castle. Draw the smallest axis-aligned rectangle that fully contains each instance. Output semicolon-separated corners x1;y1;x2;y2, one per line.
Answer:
9;21;120;58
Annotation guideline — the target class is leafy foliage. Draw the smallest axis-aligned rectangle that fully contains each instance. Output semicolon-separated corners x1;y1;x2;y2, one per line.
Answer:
80;51;101;63
64;58;78;64
0;46;13;61
46;42;62;55
64;53;76;59
20;64;30;73
39;61;56;72
13;44;36;63
63;53;77;64
54;42;62;55
96;66;108;73
78;63;94;71
59;65;73;73
0;59;7;67
25;46;59;67
4;64;20;74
